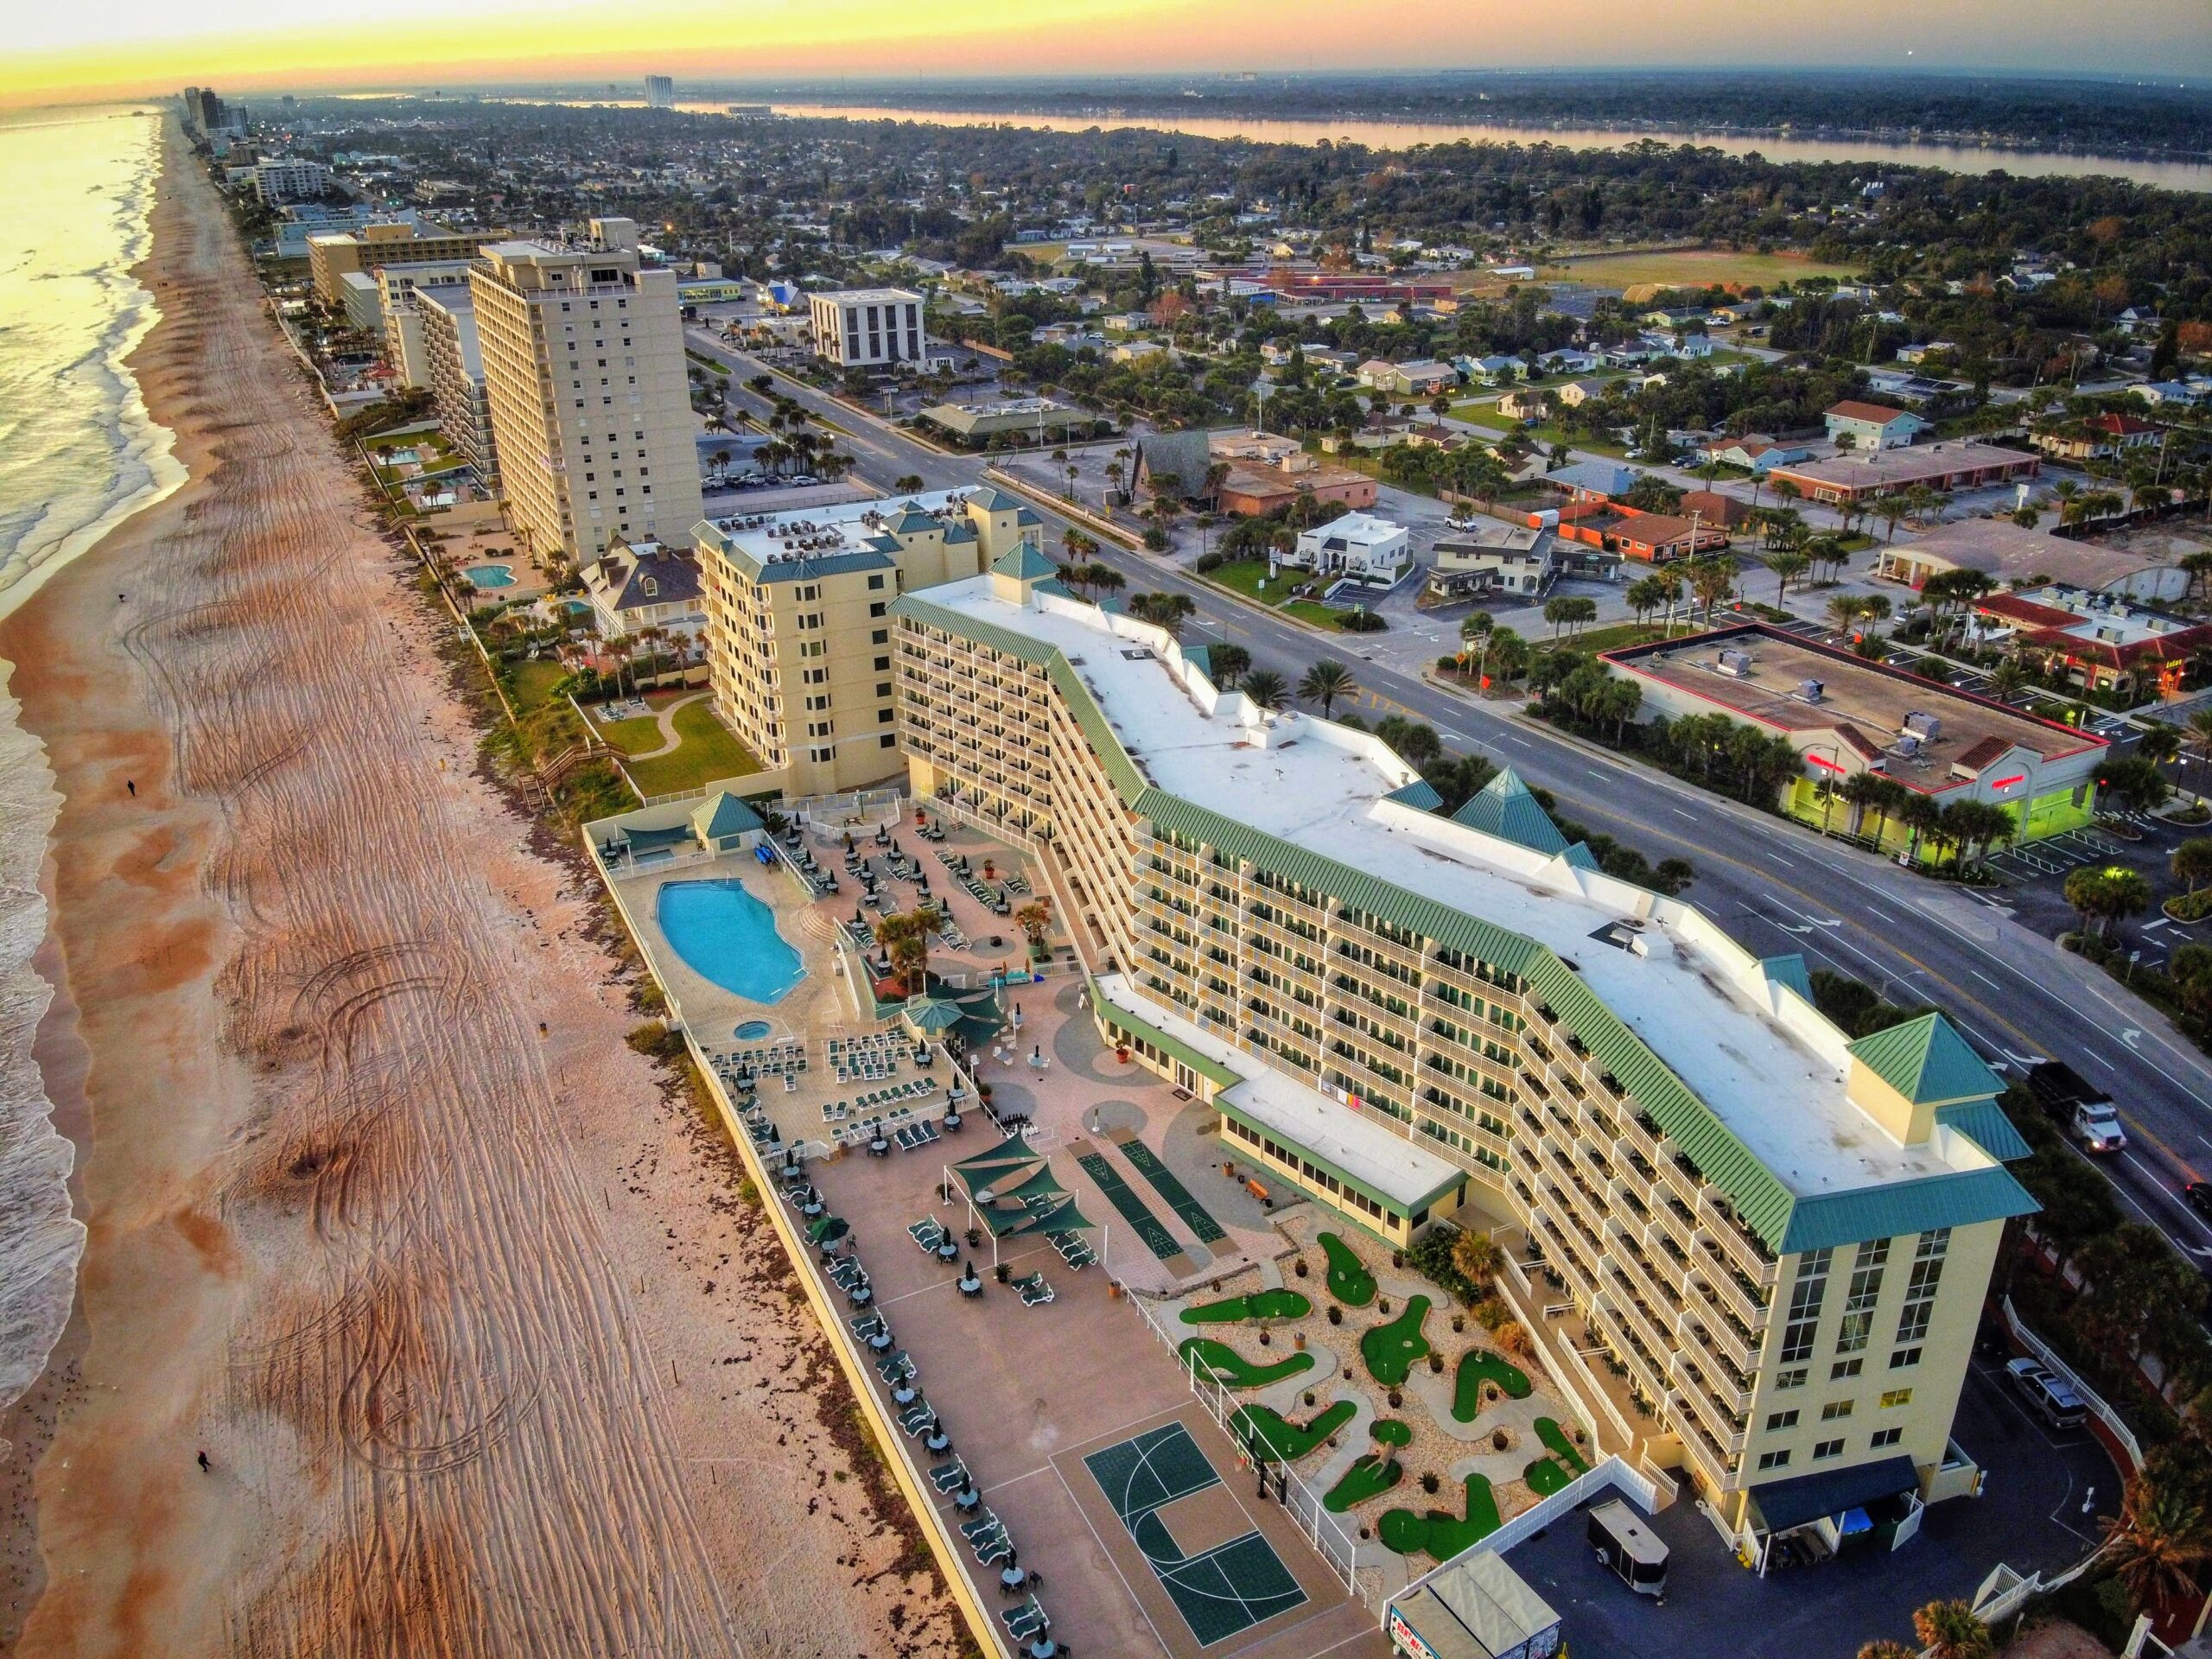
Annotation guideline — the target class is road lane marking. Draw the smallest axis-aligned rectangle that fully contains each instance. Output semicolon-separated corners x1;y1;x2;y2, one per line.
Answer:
1972;969;2004;990
1764;852;1795;868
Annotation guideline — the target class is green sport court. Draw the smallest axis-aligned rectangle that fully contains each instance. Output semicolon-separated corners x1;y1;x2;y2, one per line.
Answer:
1082;1422;1307;1645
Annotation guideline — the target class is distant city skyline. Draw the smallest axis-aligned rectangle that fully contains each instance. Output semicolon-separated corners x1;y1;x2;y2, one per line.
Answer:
7;0;2209;109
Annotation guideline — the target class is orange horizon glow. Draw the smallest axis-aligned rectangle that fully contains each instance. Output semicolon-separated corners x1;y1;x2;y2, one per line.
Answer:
7;0;2209;112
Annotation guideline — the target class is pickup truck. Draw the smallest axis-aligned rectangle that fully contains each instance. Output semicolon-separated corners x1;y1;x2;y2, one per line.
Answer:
2005;1357;2088;1430
2024;1059;2127;1154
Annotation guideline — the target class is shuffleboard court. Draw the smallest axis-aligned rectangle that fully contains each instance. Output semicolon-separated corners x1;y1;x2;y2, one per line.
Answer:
1082;1422;1307;1646
1076;1148;1186;1262
1114;1134;1228;1243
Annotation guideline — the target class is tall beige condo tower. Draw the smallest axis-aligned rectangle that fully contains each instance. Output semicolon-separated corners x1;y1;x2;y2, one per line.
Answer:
469;218;702;563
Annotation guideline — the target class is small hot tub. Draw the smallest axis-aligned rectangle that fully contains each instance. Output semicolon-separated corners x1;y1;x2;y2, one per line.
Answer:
734;1019;773;1041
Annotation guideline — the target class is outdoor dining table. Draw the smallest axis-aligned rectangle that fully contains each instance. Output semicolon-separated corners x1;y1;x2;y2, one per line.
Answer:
943;1109;962;1132
935;1240;960;1263
868;1135;890;1156
957;1269;982;1297
868;1331;893;1352
1027;1640;1059;1658
893;1382;918;1407
847;1285;873;1307
802;1198;823;1218
998;1566;1027;1594
954;1485;980;1512
924;1426;952;1453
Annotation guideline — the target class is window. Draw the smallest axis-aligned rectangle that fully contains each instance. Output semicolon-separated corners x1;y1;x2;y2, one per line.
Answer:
1831;1359;1863;1382
1764;1409;1800;1432
1880;1388;1913;1408
1779;1248;1832;1364
1890;1347;1923;1370
1757;1450;1791;1471
868;573;886;590
880;734;897;748
1813;1438;1846;1461
1836;1238;1889;1354
1821;1400;1854;1421
1871;1427;1904;1449
1775;1368;1808;1391
1897;1230;1948;1345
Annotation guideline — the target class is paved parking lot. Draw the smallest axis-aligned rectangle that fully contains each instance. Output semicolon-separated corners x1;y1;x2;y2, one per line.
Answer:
1498;1357;2115;1659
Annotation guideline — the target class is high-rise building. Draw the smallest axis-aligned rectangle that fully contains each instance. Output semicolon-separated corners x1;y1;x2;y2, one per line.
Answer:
468;218;702;563
416;287;498;487
250;159;331;204
645;74;676;109
697;487;1039;798
887;566;2037;1550
808;289;926;371
308;219;505;308
375;260;474;387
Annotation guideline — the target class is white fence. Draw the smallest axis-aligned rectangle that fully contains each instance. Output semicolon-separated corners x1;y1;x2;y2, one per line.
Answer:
1125;1289;1364;1599
2002;1294;2145;1472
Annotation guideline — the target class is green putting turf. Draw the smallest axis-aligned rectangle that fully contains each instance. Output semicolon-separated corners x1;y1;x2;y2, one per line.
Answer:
1319;1233;1376;1307
1378;1474;1503;1560
1369;1418;1414;1447
1452;1351;1535;1421
1324;1453;1403;1512
1361;1296;1432;1387
1536;1416;1590;1473
1178;1338;1316;1389
1233;1400;1357;1461
1523;1455;1573;1497
1179;1290;1313;1325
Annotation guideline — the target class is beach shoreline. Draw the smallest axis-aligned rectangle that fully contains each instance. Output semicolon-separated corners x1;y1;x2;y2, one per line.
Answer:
0;114;959;1658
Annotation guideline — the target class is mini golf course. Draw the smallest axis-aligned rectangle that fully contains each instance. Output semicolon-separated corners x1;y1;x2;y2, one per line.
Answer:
1319;1233;1376;1306
1233;1400;1357;1461
1360;1296;1433;1387
1523;1416;1592;1494
1379;1473;1502;1559
1325;1453;1403;1512
1179;1290;1313;1325
1452;1351;1535;1421
1369;1418;1413;1447
1179;1338;1316;1389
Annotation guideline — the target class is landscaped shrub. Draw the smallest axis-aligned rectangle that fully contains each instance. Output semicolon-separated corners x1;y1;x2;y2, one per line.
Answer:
1421;1471;1440;1495
1337;609;1388;632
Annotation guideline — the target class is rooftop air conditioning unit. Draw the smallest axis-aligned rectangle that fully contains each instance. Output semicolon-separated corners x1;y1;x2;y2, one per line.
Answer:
1894;734;1922;758
1717;649;1755;677
1799;679;1824;702
1904;711;1942;741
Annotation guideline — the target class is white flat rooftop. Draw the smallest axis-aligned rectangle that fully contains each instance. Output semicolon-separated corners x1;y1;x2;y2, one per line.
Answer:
1093;975;1461;1211
918;576;1994;1201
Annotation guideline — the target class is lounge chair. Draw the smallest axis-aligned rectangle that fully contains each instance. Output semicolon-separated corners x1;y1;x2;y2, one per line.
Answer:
929;1458;969;1495
959;1510;1001;1544
1015;1273;1054;1307
1003;1599;1048;1642
898;1400;936;1436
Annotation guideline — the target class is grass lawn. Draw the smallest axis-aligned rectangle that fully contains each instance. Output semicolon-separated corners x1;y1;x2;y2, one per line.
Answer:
1233;1399;1357;1461
625;698;765;797
1201;558;1297;606
594;712;666;756
506;658;569;715
1539;249;1861;292
1378;1474;1503;1560
1370;1417;1414;1447
1453;403;1522;433
1360;1296;1433;1388
1180;1290;1313;1325
1178;1338;1316;1390
1548;620;1700;656
1282;600;1356;630
1319;1234;1376;1307
1452;1351;1534;1422
1325;1453;1404;1512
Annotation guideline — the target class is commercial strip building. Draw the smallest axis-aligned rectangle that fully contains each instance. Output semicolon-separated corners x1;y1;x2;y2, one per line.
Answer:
808;288;926;369
1766;441;2041;507
416;287;499;486
308;219;506;308
889;562;2036;1545
1603;624;2107;849
914;397;1102;446
1290;512;1411;583
696;487;1043;799
1971;586;2212;699
1872;516;2189;603
468;219;702;563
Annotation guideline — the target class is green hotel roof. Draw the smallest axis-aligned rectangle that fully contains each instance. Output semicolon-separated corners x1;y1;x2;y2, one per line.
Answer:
1450;767;1571;857
1848;1014;2004;1109
991;540;1059;582
897;593;2036;1256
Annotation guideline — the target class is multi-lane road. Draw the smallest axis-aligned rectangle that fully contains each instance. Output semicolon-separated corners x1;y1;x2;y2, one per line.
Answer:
686;329;2212;1259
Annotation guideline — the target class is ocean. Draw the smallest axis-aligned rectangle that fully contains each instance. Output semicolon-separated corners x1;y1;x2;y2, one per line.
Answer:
0;103;179;1417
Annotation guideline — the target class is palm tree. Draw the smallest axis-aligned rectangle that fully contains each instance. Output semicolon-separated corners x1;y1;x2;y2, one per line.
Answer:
1688;557;1736;625
1856;1643;1916;1659
1300;658;1357;717
1766;548;1811;601
1910;1603;1993;1659
1013;898;1052;959
2105;1471;2212;1609
894;474;925;493
2189;708;2212;769
2065;864;2153;940
1241;669;1288;710
1826;593;1865;635
2141;721;2184;768
1459;610;1495;677
1451;1230;1502;1287
874;909;932;996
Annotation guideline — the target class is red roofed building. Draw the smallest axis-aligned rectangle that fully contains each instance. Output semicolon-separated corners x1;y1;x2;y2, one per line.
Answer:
1972;585;2212;697
2031;410;2164;463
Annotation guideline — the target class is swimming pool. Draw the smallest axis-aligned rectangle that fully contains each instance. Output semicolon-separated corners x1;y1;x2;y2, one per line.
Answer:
656;879;805;1004
465;563;517;588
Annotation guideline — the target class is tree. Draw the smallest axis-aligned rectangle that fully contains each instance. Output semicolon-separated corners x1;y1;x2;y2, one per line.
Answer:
2141;721;2185;768
1209;642;1252;683
2064;864;2153;940
1765;548;1811;601
1300;658;1357;718
1855;1644;1916;1659
1130;591;1196;634
1910;1601;1993;1659
1013;898;1052;957
2175;838;2212;894
2102;753;2172;815
1625;575;1671;629
1687;557;1736;625
893;473;924;493
1872;492;1913;543
874;910;932;996
2105;1470;2212;1611
1451;1230;1501;1287
1241;669;1288;710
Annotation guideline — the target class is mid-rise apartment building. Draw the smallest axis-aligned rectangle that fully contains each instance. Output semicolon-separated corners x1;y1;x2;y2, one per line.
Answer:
809;288;925;370
698;487;1041;798
309;219;505;308
468;219;702;563
375;259;474;388
887;565;2037;1557
645;74;676;109
416;287;498;486
251;158;331;204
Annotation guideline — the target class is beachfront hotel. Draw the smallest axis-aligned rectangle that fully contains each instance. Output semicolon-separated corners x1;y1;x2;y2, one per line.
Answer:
696;487;1046;798
469;218;702;564
887;558;2037;1549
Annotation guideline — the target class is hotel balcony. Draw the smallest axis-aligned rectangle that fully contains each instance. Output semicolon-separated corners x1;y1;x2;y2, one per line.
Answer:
1696;1191;1781;1287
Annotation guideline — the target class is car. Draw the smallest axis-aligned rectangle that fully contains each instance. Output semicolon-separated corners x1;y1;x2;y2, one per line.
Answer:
2187;1181;2212;1220
2005;1357;2088;1429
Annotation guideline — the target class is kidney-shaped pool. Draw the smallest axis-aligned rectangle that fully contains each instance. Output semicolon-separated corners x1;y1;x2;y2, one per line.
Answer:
654;878;806;1004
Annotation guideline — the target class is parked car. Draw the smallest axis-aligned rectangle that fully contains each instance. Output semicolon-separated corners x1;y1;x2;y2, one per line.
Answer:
2005;1357;2088;1429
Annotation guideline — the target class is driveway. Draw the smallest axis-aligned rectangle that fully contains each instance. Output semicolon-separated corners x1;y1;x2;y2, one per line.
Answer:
1497;1356;2115;1659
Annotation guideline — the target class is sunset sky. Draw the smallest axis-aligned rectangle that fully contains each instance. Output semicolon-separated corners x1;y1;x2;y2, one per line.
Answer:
7;0;2209;108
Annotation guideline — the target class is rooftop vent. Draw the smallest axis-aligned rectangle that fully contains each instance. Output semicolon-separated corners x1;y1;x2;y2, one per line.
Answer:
1894;734;1922;758
1903;711;1942;741
1798;678;1824;703
1716;649;1755;678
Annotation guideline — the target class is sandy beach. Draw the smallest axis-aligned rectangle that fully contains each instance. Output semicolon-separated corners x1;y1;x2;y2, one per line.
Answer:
0;115;961;1658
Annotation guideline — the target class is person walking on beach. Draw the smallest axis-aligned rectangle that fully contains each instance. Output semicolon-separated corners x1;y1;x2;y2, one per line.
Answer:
196;1449;209;1472
125;779;135;797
